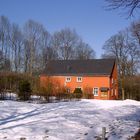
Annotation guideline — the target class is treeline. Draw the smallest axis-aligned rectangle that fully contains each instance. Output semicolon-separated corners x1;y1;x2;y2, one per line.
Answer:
102;20;140;100
0;15;95;75
0;72;37;100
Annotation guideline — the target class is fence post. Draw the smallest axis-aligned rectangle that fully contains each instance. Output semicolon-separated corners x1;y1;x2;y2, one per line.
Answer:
102;127;106;140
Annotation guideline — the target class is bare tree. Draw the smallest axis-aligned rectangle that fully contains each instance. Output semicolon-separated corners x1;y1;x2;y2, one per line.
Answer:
23;20;45;75
0;50;5;70
39;31;57;72
10;23;23;72
75;40;96;59
105;0;140;17
131;20;140;45
131;20;140;70
0;16;96;75
102;30;139;76
0;50;10;71
52;28;95;60
52;28;80;60
0;16;11;70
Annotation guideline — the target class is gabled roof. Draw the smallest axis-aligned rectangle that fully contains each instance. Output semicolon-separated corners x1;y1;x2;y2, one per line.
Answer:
43;59;116;76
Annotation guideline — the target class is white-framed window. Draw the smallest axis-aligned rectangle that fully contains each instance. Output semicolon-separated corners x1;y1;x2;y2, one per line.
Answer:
77;77;82;82
66;77;71;82
93;87;99;96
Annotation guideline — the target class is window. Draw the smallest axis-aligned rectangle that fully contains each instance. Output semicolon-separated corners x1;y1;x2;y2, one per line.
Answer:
77;77;82;82
93;88;99;96
66;77;71;82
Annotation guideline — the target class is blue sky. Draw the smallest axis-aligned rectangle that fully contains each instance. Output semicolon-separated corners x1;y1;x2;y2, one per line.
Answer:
0;0;139;58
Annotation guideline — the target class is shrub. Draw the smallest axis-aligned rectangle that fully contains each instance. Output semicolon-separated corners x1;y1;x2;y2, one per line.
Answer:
73;88;83;99
18;80;31;101
55;87;67;100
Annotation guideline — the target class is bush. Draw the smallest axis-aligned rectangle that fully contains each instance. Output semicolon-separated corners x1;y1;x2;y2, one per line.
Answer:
55;87;67;100
73;88;83;99
18;80;31;101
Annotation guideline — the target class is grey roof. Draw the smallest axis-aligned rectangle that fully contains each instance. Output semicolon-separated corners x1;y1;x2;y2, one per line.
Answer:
43;59;116;76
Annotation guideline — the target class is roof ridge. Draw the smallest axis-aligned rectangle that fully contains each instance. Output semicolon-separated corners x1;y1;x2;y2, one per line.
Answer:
44;59;116;76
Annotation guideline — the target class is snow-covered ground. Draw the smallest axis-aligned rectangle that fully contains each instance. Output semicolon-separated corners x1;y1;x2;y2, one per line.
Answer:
0;99;140;140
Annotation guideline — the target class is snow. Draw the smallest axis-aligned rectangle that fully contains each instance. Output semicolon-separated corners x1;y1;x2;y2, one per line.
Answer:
0;99;140;140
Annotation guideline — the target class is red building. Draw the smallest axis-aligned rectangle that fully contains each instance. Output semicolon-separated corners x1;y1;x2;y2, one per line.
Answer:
40;59;118;100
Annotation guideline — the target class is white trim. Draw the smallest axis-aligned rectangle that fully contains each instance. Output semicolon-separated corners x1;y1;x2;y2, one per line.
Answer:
77;77;82;82
65;77;71;82
93;87;99;96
